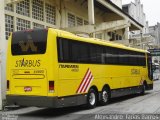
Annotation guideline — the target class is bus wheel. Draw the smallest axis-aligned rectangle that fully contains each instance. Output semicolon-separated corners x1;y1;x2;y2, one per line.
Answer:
87;88;97;109
100;87;110;105
140;83;146;95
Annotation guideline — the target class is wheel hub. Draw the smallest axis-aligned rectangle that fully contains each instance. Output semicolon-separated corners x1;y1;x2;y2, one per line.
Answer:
89;93;96;105
102;91;108;102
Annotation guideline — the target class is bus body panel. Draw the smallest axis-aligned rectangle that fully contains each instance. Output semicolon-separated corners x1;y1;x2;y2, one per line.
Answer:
6;28;153;108
58;63;149;97
7;29;58;97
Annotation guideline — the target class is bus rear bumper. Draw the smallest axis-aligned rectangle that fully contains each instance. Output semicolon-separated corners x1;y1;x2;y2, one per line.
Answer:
6;94;87;108
6;95;60;108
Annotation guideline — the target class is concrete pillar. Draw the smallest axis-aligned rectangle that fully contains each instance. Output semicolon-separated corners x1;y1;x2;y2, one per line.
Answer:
124;27;129;40
55;0;61;28
140;30;143;49
0;0;6;110
0;49;2;110
59;0;67;28
29;0;33;29
88;0;95;25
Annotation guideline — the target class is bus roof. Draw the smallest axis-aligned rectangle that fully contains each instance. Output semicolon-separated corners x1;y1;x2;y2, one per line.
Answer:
51;28;148;53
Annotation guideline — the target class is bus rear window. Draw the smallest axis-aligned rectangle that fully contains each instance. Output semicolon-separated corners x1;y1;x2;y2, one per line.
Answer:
11;29;48;55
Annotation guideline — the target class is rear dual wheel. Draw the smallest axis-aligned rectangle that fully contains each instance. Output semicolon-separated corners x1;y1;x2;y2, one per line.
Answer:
140;83;146;95
100;87;110;105
87;87;110;108
87;89;97;109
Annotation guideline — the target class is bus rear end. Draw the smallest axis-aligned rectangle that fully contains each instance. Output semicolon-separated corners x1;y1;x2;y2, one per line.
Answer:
6;29;59;107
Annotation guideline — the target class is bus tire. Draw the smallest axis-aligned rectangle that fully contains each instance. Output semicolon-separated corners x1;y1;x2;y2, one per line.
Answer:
140;83;146;95
100;87;110;105
87;88;97;109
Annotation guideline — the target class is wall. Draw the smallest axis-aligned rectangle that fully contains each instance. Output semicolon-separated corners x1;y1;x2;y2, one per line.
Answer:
110;0;122;9
123;0;148;34
149;23;160;46
4;0;130;50
0;0;6;110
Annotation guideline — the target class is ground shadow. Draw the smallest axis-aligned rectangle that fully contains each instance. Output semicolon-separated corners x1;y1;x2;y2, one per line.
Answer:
18;92;151;118
109;92;150;104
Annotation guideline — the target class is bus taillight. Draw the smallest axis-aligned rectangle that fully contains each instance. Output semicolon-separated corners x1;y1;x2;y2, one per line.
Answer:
49;81;54;93
7;80;9;91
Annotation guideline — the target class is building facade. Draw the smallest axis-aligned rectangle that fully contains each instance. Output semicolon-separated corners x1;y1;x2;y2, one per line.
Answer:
0;0;143;109
122;0;148;32
4;0;143;42
149;23;160;47
110;0;122;8
149;23;160;63
122;0;154;49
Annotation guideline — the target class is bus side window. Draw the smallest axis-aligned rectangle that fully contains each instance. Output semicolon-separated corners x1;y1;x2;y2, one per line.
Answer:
129;52;133;66
78;43;89;63
89;44;98;63
105;47;113;64
96;46;104;64
142;53;146;66
112;48;119;65
57;38;70;62
119;49;124;65
70;41;89;63
133;52;138;66
124;50;129;65
105;47;119;65
70;42;80;62
57;38;63;61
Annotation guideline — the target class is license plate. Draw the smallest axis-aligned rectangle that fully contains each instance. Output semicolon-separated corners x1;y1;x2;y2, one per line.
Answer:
24;86;32;92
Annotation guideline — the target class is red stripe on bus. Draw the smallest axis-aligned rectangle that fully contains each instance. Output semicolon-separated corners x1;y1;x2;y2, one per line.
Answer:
80;71;92;93
76;68;89;93
83;75;93;92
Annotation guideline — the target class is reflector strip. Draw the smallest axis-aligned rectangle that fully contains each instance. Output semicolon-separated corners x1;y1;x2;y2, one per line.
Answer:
76;68;94;93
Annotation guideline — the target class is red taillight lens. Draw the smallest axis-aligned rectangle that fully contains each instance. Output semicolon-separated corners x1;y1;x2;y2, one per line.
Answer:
49;81;54;92
7;80;9;91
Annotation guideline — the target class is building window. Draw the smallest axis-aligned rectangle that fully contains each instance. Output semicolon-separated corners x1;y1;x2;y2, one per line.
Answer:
68;13;88;27
45;3;56;25
16;18;30;31
116;34;119;40
5;4;14;12
112;33;116;41
33;22;44;29
84;20;89;25
68;13;75;27
95;33;103;39
5;15;14;40
16;0;30;17
108;32;122;41
76;17;83;26
108;32;111;36
32;0;44;21
119;36;122;40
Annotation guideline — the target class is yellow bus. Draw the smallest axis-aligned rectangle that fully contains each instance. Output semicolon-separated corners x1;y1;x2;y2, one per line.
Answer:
6;28;153;108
